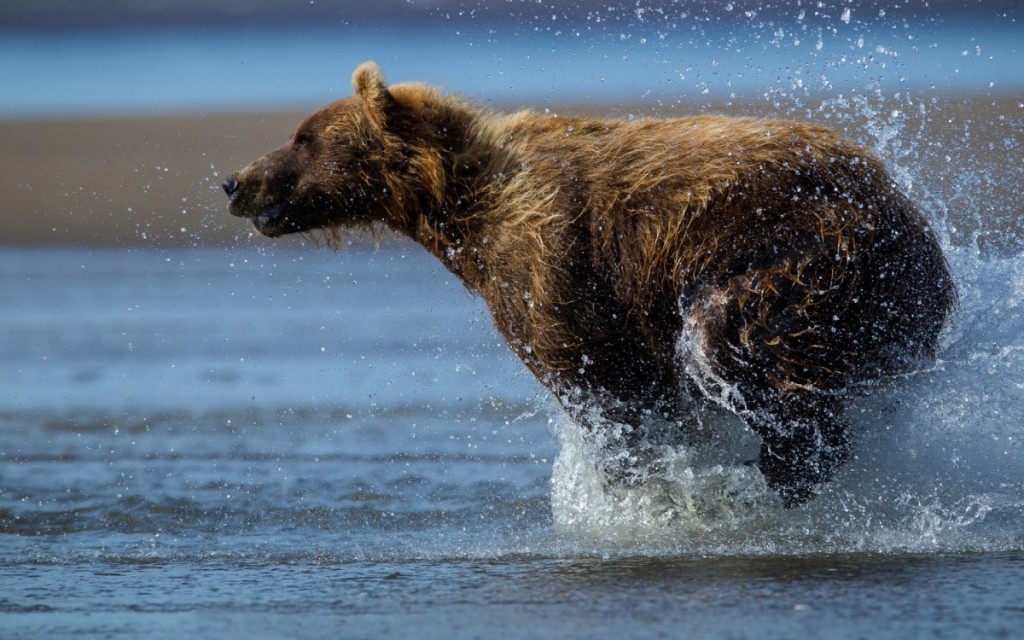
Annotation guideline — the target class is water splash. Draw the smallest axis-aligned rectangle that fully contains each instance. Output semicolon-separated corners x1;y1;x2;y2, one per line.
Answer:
551;295;1024;556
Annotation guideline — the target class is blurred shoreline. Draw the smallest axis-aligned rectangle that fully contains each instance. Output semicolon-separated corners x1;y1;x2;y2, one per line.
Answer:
1;95;1020;248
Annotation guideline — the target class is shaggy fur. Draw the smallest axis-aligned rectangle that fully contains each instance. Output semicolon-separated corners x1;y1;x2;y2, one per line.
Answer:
224;62;957;506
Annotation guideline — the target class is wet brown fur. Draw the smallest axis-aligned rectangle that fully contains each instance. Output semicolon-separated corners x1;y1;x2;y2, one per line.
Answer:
226;62;957;505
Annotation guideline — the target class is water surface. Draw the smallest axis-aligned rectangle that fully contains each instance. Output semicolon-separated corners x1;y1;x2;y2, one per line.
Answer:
3;244;1024;638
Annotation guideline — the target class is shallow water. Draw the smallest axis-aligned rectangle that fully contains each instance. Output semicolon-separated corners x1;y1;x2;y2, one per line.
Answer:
3;242;1024;637
6;553;1024;639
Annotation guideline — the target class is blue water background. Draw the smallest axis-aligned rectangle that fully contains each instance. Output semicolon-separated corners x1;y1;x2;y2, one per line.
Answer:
1;17;1021;118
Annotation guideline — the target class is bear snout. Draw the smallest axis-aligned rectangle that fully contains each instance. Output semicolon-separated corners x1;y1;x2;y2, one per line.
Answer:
222;175;242;200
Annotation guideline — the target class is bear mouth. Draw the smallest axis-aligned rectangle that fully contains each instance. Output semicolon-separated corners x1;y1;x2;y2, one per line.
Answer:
251;205;287;236
247;204;312;237
228;195;323;238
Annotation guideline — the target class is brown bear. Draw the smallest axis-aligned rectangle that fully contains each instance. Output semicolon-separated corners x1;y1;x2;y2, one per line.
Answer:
223;61;956;506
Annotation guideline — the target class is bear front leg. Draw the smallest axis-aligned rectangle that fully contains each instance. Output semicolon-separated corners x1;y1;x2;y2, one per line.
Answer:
559;386;684;488
595;396;675;487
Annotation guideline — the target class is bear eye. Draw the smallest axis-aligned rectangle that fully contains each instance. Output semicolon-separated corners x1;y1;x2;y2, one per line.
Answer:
294;132;315;148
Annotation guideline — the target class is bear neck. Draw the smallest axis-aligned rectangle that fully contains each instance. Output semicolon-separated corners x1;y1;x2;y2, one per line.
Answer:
390;99;518;292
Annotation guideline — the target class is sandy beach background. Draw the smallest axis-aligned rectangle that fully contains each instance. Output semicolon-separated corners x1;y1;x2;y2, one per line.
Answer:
1;96;1020;249
0;111;300;247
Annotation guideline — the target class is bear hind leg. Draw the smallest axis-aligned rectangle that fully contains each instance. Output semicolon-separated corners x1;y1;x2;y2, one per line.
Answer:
750;398;851;507
681;276;854;506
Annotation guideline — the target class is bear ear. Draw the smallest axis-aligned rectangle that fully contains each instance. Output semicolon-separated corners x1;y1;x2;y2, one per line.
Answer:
352;61;394;127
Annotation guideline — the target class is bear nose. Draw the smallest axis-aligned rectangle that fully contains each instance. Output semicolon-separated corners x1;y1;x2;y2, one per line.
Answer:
222;175;241;198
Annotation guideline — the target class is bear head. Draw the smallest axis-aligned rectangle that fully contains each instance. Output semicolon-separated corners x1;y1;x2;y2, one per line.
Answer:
223;62;443;239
